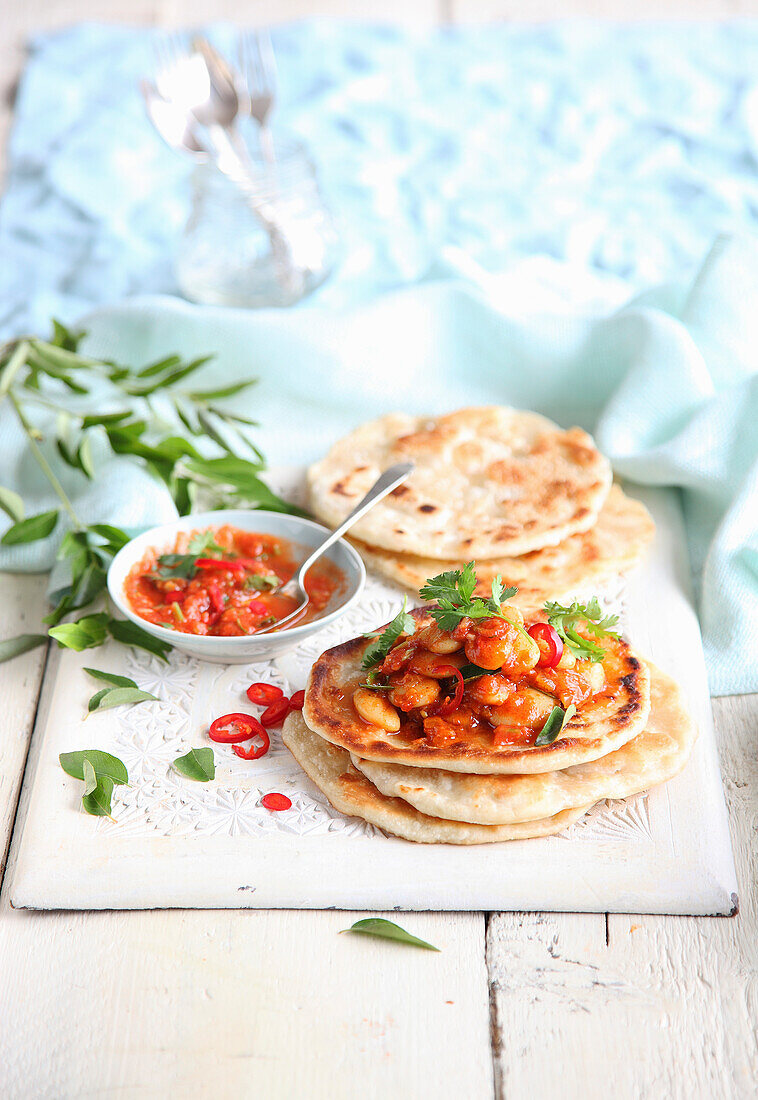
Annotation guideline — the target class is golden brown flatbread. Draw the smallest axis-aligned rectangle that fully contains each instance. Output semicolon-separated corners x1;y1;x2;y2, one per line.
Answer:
307;407;612;559
282;711;592;844
350;484;654;611
351;665;693;824
302;608;651;775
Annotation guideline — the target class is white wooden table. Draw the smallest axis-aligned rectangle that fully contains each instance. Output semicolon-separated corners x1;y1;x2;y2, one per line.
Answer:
1;4;758;1097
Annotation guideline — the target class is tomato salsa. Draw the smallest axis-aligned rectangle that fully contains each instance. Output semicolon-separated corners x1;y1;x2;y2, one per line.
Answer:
125;525;345;636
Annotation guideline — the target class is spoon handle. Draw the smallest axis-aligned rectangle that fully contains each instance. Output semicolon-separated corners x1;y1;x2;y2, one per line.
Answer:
296;462;415;587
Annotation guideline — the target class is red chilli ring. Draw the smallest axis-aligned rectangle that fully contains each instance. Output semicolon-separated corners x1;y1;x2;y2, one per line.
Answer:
527;622;564;668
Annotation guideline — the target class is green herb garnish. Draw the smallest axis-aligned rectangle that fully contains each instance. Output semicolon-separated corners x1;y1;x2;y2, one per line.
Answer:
361;598;416;670
358;669;392;691
544;598;620;663
534;703;577;746
0;320;302;665
173;747;215;782
243;573;279;592
340;918;440;952
186;529;225;556
419;562;517;632
59;749;129;818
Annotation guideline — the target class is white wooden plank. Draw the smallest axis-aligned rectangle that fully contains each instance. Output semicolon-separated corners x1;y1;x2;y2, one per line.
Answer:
487;693;758;1099
0;903;492;1099
0;574;49;881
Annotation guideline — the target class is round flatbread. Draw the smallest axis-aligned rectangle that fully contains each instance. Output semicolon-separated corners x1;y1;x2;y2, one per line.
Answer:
303;607;651;775
282;711;592;844
351;665;693;824
351;484;654;612
307;407;612;560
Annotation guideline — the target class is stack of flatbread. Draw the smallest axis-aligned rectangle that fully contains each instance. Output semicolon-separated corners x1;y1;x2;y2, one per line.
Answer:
283;609;695;844
306;407;655;611
280;408;694;844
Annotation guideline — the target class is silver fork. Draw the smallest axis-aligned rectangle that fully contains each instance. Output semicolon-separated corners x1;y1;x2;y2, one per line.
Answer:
238;29;277;164
149;32;299;295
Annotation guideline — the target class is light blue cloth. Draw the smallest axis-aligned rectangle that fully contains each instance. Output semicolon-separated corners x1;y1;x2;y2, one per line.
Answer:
1;238;757;696
8;21;758;333
1;22;758;695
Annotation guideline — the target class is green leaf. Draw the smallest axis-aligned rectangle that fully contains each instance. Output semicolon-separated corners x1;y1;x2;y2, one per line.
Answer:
361;598;416;669
188;378;257;401
420;562;518;631
82;774;115;817
136;353;182;379
534;704;576;746
49;613;109;652
0;633;47;663
458;662;493;681
340;919;440;952
84;667;138;688
1;509;59;545
87;688;110;712
544;599;620;663
82;759;98;796
186;529;225;556
243;573;279;592
0;486;25;523
173;747;215;782
150;553;199;580
108;618;172;661
88;524;131;553
88;687;158;712
59;749;128;785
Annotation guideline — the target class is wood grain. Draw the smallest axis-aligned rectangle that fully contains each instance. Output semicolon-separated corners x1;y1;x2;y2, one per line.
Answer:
488;692;758;1098
0;575;48;882
0;905;493;1098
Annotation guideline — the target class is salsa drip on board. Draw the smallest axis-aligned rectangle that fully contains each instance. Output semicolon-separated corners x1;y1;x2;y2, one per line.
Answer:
125;525;344;636
356;564;619;750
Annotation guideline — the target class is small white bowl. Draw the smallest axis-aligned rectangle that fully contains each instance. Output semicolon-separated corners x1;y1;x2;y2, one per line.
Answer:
107;509;365;664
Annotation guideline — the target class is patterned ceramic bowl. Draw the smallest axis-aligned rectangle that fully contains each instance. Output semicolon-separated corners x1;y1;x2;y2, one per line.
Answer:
107;509;366;664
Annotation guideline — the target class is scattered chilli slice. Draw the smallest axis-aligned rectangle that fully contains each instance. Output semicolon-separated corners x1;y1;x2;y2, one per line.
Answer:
261;792;292;811
260;697;291;728
208;712;266;744
247;682;284;705
232;728;271;760
289;690;305;710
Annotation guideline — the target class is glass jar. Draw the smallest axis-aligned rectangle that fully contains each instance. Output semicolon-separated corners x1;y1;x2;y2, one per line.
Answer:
176;135;339;308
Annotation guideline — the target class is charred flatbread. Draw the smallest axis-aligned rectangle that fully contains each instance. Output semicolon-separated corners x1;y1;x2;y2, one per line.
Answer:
307;407;612;559
282;711;592;844
302;608;651;775
351;484;654;612
351;665;692;824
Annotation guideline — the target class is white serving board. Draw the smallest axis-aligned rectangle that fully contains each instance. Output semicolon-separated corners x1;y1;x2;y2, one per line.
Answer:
8;476;738;914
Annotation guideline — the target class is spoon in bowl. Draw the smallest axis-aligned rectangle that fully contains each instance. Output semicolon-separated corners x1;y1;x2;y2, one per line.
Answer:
254;462;415;634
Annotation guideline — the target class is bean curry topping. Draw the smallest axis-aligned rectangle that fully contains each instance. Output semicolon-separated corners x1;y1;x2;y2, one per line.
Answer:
355;564;620;749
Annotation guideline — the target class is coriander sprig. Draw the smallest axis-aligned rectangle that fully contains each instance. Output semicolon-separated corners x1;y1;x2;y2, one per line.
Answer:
419;561;517;632
361;598;416;670
544;598;620;663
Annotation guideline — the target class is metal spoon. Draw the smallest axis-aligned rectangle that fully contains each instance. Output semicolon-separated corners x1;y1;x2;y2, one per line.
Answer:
254;463;415;635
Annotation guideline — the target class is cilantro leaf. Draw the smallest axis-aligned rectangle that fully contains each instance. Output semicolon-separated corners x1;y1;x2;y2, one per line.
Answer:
186;529;225;556
361;599;416;670
419;562;518;630
544;599;620;663
150;553;200;581
243;573;279;592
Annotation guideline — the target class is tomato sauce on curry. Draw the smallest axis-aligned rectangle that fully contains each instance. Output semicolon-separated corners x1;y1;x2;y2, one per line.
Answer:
125;525;344;636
